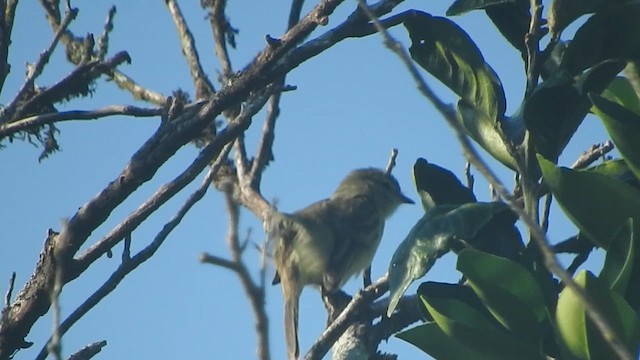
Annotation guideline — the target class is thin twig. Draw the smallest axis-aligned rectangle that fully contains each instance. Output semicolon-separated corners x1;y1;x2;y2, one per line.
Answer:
249;93;279;184
96;6;116;60
541;193;553;233
110;70;167;105
464;162;474;190
2;272;16;311
570;141;614;169
0;0;19;96
524;0;543;97
209;0;234;80
48;252;64;360
35;149;227;360
384;148;398;175
0;105;160;140
0;7;78;123
199;253;239;271
73;139;233;274
357;2;634;359
165;0;215;99
249;0;305;185
201;189;271;360
67;340;107;360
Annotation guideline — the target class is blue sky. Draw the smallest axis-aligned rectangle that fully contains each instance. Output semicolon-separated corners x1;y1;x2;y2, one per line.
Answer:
0;1;611;359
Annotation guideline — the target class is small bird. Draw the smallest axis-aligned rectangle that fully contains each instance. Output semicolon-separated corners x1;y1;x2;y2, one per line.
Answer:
268;168;414;359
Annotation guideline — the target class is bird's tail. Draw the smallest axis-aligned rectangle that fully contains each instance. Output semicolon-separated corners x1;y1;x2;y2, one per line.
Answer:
284;287;300;360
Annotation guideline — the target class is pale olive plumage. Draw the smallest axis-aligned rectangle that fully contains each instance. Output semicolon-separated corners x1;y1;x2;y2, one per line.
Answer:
268;168;413;359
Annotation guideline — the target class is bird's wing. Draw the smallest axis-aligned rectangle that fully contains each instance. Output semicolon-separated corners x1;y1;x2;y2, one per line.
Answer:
322;194;383;292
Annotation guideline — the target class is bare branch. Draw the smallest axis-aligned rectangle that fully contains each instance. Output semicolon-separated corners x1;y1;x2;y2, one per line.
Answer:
2;0;358;355
96;6;116;60
357;2;635;359
73;132;233;274
0;7;78;123
201;185;271;360
465;162;474;190
384;148;398;175
35;148;227;360
304;276;390;360
0;0;19;95
524;0;544;96
2;51;133;125
111;70;167;105
199;253;239;271
48;251;63;360
370;295;421;344
2;273;15;310
165;0;215;99
570;140;615;169
206;0;234;79
67;341;107;360
0;105;160;140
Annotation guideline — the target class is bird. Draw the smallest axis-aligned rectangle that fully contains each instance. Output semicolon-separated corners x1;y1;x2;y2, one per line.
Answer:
267;168;414;359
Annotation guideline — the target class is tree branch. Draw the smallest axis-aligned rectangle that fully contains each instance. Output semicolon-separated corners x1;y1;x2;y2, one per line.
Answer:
0;0;18;95
304;276;390;360
201;188;271;360
0;7;78;123
165;0;215;99
66;340;107;360
0;105;160;140
35;148;228;360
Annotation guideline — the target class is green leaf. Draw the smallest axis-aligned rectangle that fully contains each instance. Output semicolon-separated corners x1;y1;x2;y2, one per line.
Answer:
556;271;640;359
591;93;640;180
447;0;532;57
523;60;623;162
421;295;541;359
458;101;519;169
397;323;496;360
561;4;640;75
403;11;517;169
538;156;640;250
413;158;476;212
548;0;601;37
600;219;635;293
457;249;547;343
599;76;640;116
387;202;508;316
484;1;531;56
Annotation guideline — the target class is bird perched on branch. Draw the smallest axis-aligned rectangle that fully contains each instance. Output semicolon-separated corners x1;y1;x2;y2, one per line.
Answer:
267;168;414;359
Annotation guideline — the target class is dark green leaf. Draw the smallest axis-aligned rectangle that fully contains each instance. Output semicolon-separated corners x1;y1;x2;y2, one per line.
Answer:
457;249;547;343
561;4;640;75
524;60;623;162
556;271;640;359
548;0;601;37
600;219;635;293
413;158;476;212
397;323;497;360
421;295;541;359
387;202;508;316
404;11;517;168
591;93;640;180
485;1;531;56
538;156;640;249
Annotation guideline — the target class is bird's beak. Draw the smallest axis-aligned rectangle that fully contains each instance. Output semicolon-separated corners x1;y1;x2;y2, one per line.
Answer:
399;193;414;204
